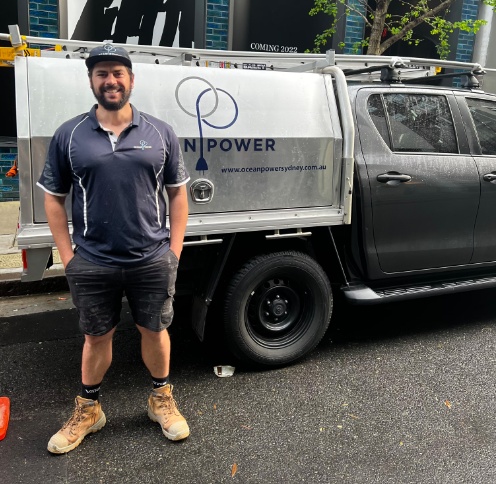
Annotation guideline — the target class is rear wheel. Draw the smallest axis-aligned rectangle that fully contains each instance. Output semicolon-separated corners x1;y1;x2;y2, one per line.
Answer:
223;251;332;367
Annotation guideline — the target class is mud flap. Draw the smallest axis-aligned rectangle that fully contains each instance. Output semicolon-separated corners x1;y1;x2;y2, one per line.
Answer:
20;247;52;282
191;234;236;341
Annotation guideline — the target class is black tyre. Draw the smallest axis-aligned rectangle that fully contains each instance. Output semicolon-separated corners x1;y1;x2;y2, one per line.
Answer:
223;251;332;367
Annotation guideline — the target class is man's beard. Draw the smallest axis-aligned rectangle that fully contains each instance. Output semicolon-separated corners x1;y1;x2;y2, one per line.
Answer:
92;84;132;111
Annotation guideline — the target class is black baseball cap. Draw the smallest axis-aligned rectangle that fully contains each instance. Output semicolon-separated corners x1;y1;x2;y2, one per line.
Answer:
85;44;132;69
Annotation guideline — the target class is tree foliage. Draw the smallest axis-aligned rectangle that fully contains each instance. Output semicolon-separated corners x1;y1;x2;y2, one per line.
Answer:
309;0;496;58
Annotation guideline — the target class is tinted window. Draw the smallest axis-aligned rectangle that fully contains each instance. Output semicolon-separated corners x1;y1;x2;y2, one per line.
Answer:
367;93;458;153
466;98;496;155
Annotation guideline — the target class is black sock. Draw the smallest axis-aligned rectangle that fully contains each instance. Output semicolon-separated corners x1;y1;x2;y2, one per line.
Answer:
152;375;169;389
81;383;101;401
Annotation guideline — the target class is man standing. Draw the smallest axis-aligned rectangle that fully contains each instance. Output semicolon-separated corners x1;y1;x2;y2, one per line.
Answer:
37;44;190;454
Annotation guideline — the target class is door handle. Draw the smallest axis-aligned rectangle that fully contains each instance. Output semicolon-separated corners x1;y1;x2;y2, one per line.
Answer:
483;173;496;182
377;173;412;183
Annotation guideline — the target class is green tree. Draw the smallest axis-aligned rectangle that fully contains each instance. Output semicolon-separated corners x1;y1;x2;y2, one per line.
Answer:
310;0;496;58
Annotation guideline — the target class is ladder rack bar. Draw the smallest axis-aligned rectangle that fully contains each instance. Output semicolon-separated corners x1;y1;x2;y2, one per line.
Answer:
0;30;328;64
0;26;489;75
334;54;483;72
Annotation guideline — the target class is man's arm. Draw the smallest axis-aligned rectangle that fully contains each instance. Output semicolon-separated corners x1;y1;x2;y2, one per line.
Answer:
165;185;188;260
44;193;74;268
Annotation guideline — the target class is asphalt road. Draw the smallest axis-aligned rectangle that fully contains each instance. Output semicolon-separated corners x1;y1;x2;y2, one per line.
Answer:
1;287;496;483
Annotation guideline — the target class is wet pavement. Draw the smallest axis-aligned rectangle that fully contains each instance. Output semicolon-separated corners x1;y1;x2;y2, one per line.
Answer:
1;289;496;483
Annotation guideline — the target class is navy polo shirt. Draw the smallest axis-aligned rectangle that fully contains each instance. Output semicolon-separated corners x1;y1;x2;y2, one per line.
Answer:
37;105;190;267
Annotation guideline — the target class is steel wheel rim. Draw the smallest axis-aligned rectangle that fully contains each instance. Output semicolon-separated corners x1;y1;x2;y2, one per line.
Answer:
245;276;313;348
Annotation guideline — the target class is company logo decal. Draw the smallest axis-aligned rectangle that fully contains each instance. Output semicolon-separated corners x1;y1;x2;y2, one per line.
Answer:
175;76;239;174
104;44;117;54
133;140;152;150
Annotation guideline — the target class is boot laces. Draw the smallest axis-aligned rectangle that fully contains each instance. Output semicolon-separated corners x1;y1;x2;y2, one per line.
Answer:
61;402;86;431
156;392;180;416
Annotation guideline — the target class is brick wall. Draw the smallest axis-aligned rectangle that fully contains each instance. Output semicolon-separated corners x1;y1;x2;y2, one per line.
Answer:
206;0;229;50
455;0;479;62
29;0;58;38
343;0;366;54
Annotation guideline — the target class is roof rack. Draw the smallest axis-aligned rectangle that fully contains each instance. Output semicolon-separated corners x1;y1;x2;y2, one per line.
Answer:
0;24;487;88
333;55;485;88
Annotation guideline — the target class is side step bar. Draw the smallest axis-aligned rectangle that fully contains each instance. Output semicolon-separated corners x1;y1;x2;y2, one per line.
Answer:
342;275;496;305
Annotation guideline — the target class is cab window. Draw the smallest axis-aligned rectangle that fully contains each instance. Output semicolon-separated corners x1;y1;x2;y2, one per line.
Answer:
466;98;496;155
366;94;391;148
367;93;458;154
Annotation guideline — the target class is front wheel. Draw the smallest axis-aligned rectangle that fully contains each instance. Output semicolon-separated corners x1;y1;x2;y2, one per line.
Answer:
223;251;332;367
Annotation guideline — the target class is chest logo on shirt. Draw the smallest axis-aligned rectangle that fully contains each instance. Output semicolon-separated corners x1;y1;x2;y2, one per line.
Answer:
134;140;152;150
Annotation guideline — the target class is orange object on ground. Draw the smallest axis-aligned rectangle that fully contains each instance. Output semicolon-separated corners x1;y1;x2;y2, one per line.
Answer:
6;158;18;177
0;397;10;440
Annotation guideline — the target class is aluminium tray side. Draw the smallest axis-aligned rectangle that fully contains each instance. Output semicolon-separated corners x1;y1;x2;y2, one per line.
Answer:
17;56;346;249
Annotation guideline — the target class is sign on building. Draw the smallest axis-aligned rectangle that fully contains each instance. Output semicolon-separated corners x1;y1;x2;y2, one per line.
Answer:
229;0;333;53
60;0;206;48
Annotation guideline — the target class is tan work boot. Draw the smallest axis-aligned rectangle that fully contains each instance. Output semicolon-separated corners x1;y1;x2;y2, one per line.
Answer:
47;396;106;454
148;384;190;441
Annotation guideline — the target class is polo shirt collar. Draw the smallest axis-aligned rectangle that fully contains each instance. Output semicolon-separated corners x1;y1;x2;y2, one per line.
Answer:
88;104;140;130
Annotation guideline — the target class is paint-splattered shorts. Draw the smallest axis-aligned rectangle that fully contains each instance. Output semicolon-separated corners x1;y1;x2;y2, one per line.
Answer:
65;250;179;336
